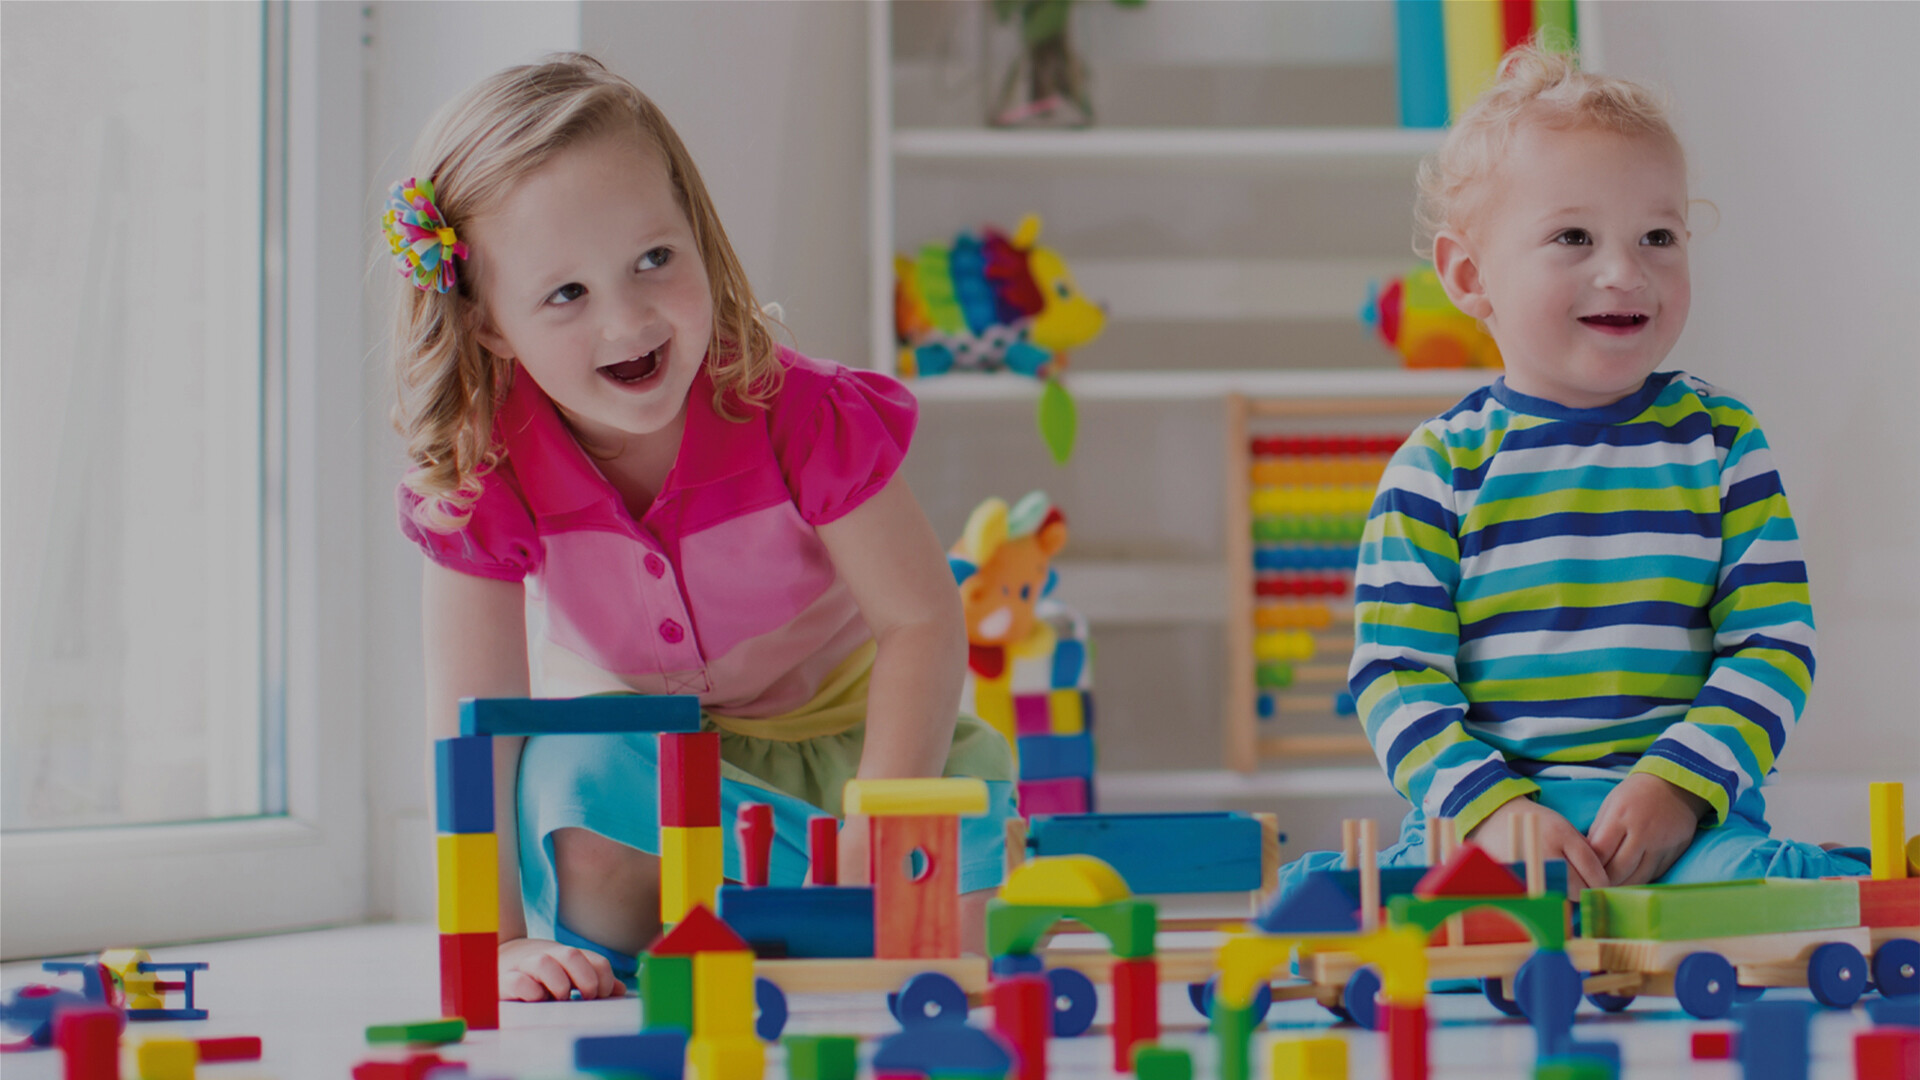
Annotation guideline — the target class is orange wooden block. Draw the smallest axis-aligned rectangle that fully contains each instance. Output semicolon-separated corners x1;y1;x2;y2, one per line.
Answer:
871;814;959;959
1859;876;1920;928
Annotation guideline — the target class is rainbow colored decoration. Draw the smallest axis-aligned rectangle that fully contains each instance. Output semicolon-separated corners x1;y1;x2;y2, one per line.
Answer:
1360;265;1503;369
1395;0;1579;128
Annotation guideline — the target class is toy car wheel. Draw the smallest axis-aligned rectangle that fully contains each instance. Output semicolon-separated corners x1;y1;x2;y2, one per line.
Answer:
1584;991;1635;1013
1482;977;1524;1017
894;972;969;1027
1344;967;1383;1031
1190;976;1274;1028
1872;938;1919;998
1187;981;1210;1019
1674;952;1737;1019
1513;951;1583;1028
1807;941;1868;1008
754;977;787;1041
1046;968;1098;1037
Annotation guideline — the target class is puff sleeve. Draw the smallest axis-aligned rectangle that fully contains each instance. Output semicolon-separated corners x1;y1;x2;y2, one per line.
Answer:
395;464;541;581
772;363;918;527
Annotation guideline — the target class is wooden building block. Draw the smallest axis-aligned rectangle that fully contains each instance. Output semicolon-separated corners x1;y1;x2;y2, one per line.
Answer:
1858;877;1920;928
871;814;959;959
1015;733;1093;781
1017;777;1088;817
736;803;774;887
717;885;874;958
843;778;989;817
1873;782;1908;880
193;1036;262;1062
661;826;725;925
1133;1045;1192;1080
460;695;701;736
366;1017;465;1045
439;930;498;1030
641;953;695;1032
575;1030;688;1078
784;1035;858;1080
692;949;757;1038
808;815;838;885
1271;1035;1348;1080
1691;1031;1734;1060
53;1006;120;1080
1579;879;1858;941
1855;1028;1920;1080
435;832;499;935
1384;1003;1428;1080
661;732;722;828
991;975;1048;1080
434;736;495;834
688;1036;765;1080
1111;957;1159;1072
127;1036;197;1080
1048;689;1086;735
1028;812;1263;895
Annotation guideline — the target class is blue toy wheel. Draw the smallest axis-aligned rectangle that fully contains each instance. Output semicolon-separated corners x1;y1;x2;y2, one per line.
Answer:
1807;941;1868;1008
1187;982;1211;1019
1344;967;1383;1031
1674;952;1737;1019
1734;984;1766;1004
1873;938;1919;997
1584;991;1635;1013
1482;977;1525;1017
1513;952;1583;1027
1189;976;1274;1028
1047;968;1098;1038
893;972;969;1027
754;977;787;1041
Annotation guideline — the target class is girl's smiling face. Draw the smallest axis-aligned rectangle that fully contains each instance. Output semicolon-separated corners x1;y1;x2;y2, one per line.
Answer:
1436;122;1692;410
470;132;713;451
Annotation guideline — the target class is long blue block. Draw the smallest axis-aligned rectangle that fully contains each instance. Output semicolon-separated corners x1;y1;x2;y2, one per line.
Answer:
1319;860;1570;901
575;1030;687;1077
873;1024;1013;1076
716;885;874;958
1016;732;1093;781
1028;812;1265;894
435;736;494;834
459;695;701;736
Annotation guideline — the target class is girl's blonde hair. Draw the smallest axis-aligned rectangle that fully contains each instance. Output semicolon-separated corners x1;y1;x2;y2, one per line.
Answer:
390;53;781;531
1413;43;1682;258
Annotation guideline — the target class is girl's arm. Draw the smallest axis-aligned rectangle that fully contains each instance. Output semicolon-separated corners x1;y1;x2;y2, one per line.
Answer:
421;560;621;1000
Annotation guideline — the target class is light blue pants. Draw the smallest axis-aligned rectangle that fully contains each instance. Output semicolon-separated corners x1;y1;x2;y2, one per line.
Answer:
1274;776;1872;901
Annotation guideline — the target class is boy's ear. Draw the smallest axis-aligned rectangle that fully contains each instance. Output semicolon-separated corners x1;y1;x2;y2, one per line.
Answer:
1432;230;1493;321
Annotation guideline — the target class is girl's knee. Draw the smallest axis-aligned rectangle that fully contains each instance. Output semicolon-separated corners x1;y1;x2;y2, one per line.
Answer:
553;827;660;889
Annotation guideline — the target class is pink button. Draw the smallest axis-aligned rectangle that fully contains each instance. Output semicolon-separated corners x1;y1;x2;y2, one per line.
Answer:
659;619;685;644
644;553;666;578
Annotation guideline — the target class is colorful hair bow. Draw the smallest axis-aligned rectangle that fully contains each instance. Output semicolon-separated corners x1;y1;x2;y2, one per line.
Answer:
382;177;468;293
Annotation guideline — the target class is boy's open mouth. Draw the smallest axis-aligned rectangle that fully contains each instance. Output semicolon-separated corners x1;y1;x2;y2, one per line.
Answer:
598;348;662;385
1579;313;1649;328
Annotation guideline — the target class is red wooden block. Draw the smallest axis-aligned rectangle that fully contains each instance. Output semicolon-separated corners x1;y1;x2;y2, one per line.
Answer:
1385;1003;1428;1080
737;803;774;888
439;931;498;1031
1692;1031;1735;1060
650;903;750;955
352;1053;465;1080
1413;844;1525;899
54;1006;121;1080
196;1035;264;1061
1111;957;1160;1072
872;814;959;959
660;732;721;828
808;815;839;886
1859;877;1920;928
1423;907;1535;945
991;974;1049;1080
1855;1029;1920;1080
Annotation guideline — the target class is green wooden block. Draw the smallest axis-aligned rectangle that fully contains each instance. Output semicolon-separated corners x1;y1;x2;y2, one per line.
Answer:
1579;879;1859;940
1132;1044;1193;1080
365;1017;466;1044
1389;893;1567;949
785;1035;859;1080
1213;1002;1258;1080
1534;1058;1614;1080
986;898;1159;959
640;953;694;1032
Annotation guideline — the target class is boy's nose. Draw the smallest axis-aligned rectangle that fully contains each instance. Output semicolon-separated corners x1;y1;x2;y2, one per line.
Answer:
1593;247;1650;291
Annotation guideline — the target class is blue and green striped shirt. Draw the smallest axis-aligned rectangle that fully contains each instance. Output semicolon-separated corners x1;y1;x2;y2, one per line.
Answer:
1349;372;1815;835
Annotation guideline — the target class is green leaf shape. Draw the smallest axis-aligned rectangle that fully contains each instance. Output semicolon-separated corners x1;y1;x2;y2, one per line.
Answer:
1038;377;1077;465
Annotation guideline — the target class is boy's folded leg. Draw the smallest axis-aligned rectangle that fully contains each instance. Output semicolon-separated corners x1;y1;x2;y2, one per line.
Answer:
1655;788;1872;883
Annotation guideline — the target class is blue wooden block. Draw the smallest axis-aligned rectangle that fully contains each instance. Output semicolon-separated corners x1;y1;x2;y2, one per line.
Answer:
1051;639;1086;688
574;1030;687;1077
434;736;494;834
1016;733;1093;781
1866;996;1920;1028
872;1022;1013;1076
459;695;701;736
1321;860;1570;901
1737;1001;1815;1080
1256;871;1361;933
716;885;874;958
1028;812;1265;894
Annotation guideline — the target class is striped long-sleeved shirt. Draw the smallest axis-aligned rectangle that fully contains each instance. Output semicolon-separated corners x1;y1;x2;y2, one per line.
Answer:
1348;372;1815;835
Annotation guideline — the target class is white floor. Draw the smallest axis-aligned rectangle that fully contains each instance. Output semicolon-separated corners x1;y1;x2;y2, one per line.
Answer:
0;923;1886;1079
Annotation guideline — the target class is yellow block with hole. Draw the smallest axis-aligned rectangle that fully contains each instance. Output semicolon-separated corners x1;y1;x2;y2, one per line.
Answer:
842;778;989;818
661;825;724;924
126;1036;198;1080
1048;689;1085;735
1002;854;1131;907
436;832;499;934
693;948;756;1038
1271;1035;1348;1080
689;1035;766;1080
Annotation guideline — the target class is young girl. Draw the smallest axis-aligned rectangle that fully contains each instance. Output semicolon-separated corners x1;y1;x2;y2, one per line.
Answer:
388;55;1016;1002
1274;45;1869;902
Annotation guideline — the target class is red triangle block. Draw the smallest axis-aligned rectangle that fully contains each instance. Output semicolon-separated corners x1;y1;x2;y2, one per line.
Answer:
1414;843;1526;898
649;903;750;956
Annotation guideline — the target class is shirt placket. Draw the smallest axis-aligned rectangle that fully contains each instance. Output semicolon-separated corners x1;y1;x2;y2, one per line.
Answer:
635;521;710;696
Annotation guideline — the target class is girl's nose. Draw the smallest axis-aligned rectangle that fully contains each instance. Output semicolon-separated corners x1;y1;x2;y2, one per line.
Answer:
603;286;657;345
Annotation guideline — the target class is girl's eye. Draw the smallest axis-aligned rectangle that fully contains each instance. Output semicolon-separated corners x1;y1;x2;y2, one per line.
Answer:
1643;229;1678;247
548;282;586;306
1553;229;1591;246
638;246;672;271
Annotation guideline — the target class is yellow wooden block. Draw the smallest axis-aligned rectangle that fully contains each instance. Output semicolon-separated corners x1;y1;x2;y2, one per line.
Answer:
1908;834;1920;877
436;832;500;934
1870;782;1907;880
662;825;724;925
1003;855;1131;907
1271;1035;1347;1080
126;1035;198;1080
1048;689;1084;735
689;1035;766;1080
842;778;989;818
975;679;1018;766
693;949;757;1038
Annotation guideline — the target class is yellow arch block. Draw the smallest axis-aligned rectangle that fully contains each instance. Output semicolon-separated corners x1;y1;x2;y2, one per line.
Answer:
1218;925;1429;1010
1003;855;1132;907
843;777;989;818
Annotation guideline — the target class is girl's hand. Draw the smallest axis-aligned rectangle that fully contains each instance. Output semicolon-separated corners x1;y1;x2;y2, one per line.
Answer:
1467;796;1611;898
1587;773;1709;887
498;936;626;1002
837;813;872;886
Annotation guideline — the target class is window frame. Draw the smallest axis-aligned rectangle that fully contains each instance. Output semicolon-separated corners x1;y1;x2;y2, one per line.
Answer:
0;1;368;959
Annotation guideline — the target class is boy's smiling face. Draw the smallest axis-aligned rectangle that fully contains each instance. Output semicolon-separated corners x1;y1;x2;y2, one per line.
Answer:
1434;121;1692;409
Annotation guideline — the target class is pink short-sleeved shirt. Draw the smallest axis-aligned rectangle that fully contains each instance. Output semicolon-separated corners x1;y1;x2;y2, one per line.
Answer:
398;348;916;715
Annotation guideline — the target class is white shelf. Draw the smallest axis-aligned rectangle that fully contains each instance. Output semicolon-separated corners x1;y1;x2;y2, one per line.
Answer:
906;367;1497;404
1052;559;1222;626
892;126;1445;169
1098;766;1390;802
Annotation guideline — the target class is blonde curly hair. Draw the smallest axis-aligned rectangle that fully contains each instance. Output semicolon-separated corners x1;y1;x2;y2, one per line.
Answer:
389;54;782;531
1413;43;1683;259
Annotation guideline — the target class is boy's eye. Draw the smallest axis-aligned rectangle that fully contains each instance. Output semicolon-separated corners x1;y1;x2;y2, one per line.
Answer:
1642;229;1679;247
638;246;672;271
1553;228;1591;246
547;282;586;306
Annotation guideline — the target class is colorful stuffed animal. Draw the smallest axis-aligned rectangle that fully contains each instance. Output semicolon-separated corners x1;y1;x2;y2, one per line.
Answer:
896;215;1105;463
1360;265;1504;369
948;491;1068;681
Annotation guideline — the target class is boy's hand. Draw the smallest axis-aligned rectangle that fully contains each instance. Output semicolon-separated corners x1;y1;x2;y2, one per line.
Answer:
837;813;872;886
1467;796;1611;897
1587;773;1709;887
499;936;626;1002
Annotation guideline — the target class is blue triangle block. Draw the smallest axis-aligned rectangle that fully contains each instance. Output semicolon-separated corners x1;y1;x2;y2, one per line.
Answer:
1256;870;1361;933
873;1024;1014;1076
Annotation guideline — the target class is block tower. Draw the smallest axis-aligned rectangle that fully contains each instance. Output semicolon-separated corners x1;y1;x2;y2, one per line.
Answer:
843;778;989;959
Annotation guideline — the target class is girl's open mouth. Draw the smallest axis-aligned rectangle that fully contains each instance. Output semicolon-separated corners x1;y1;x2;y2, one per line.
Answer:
598;348;663;386
1579;313;1649;334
